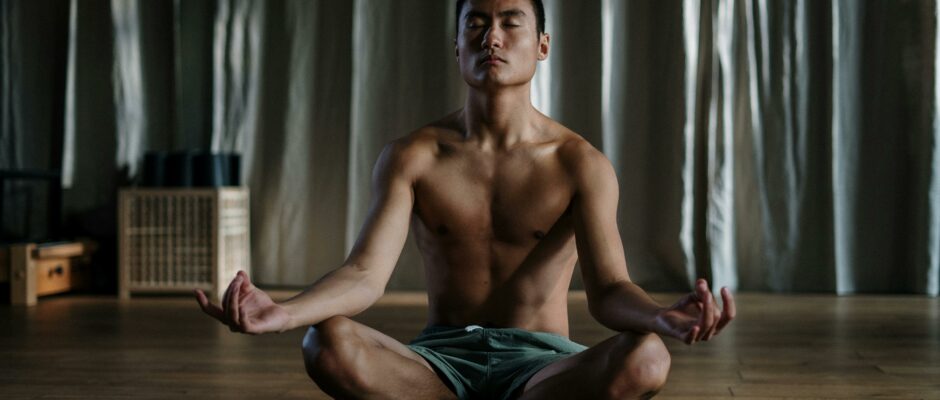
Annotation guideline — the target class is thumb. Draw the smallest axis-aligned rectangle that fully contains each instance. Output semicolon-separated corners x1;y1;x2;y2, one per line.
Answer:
237;270;254;290
656;314;691;341
672;292;698;309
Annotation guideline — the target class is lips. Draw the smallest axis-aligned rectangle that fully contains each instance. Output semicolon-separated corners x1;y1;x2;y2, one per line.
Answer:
480;55;505;65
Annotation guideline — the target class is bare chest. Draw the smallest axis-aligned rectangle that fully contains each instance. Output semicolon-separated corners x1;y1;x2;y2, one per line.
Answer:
412;149;573;244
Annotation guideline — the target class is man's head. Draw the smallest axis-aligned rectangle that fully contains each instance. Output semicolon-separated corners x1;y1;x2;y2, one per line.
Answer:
454;0;550;91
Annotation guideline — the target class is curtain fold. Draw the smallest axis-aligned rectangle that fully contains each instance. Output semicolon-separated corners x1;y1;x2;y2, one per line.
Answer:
930;0;940;295
5;0;939;294
741;0;835;292
111;0;147;178
0;0;18;170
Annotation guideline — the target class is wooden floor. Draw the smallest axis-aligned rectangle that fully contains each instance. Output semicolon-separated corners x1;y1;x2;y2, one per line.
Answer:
1;292;939;399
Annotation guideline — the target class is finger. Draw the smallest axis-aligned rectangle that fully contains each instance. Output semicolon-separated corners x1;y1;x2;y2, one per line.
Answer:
694;278;709;299
238;271;255;300
697;286;715;342
194;289;225;321
194;288;208;308
689;301;705;343
228;275;242;328
238;270;253;289
686;326;699;345
685;279;708;312
707;311;721;340
221;275;238;318
715;287;737;333
706;296;721;341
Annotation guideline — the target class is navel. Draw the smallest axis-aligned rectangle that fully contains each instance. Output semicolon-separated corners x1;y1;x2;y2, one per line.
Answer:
533;230;546;240
437;225;449;235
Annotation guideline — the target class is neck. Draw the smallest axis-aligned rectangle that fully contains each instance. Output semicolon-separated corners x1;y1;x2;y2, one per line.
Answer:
462;83;539;149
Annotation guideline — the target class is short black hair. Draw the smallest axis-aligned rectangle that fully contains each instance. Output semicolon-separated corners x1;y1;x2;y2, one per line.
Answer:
455;0;546;35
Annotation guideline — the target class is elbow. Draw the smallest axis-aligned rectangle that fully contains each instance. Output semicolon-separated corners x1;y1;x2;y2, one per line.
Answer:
586;284;614;322
336;263;388;314
587;303;618;331
370;285;386;305
347;262;386;298
586;280;631;327
360;278;386;309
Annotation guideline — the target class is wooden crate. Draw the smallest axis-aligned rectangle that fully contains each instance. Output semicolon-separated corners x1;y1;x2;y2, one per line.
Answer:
8;241;92;306
118;188;250;302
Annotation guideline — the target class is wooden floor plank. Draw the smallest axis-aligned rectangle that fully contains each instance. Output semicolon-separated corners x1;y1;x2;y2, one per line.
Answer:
1;292;938;399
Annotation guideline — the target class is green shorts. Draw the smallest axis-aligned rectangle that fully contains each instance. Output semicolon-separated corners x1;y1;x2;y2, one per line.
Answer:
406;325;588;400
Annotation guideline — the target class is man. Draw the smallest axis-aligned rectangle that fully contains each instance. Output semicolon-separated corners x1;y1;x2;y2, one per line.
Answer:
196;0;735;398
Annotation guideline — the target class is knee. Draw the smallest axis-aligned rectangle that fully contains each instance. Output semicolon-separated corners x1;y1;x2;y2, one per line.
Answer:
605;333;671;399
301;316;366;388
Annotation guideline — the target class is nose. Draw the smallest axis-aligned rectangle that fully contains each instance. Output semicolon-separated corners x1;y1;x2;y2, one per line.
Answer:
481;26;503;50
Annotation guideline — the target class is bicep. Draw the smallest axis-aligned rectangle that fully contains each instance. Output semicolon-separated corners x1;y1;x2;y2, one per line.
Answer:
343;142;416;291
571;150;631;301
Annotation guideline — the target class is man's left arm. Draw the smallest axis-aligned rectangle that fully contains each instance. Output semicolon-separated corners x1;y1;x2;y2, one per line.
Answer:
568;142;735;345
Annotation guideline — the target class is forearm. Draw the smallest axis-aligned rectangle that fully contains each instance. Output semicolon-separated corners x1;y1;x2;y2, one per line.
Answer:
279;264;383;330
589;281;665;334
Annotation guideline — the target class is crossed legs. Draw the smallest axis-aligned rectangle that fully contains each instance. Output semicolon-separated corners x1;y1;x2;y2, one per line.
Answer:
518;331;671;399
302;316;457;399
302;316;670;400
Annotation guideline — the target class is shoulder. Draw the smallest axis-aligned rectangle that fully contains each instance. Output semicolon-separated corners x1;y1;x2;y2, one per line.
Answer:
554;129;617;190
374;115;460;181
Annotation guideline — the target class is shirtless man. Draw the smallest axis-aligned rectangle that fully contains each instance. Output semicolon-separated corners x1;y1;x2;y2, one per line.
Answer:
195;0;735;398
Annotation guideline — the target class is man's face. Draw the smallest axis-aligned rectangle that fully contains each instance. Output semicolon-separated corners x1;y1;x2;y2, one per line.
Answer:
455;0;549;90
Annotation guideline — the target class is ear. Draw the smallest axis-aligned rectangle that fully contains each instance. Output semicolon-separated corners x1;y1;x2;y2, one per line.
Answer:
454;38;459;60
537;33;550;61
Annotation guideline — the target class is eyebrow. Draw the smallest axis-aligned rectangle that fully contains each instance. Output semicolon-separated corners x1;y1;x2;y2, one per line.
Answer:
464;9;527;21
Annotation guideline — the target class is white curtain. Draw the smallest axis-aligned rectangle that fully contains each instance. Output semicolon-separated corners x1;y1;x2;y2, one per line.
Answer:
5;0;939;294
111;0;147;179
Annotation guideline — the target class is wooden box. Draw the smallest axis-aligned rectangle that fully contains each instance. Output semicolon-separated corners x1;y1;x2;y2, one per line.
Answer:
118;188;250;302
7;242;92;306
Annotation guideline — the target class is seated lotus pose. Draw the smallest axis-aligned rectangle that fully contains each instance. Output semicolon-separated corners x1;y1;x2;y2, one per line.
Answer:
196;0;736;398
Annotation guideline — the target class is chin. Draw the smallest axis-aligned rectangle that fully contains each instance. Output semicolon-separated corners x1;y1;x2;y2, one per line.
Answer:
460;67;536;90
465;74;528;91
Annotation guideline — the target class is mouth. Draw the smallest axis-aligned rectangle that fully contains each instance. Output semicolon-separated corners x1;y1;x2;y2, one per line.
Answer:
479;55;506;65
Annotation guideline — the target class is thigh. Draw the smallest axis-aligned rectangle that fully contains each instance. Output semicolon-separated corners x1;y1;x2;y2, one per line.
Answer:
341;319;437;371
516;331;657;399
306;317;456;400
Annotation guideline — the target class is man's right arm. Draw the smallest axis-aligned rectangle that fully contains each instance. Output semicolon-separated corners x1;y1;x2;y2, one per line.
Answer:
196;138;423;333
278;139;421;330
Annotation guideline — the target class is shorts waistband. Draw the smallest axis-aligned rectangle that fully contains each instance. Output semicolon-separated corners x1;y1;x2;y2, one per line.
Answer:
417;324;571;340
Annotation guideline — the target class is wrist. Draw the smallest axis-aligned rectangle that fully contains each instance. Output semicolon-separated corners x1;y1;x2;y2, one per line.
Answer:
278;301;301;331
647;307;667;335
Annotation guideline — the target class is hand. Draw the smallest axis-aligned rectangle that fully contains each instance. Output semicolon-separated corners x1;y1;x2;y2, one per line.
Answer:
653;278;736;345
194;270;291;335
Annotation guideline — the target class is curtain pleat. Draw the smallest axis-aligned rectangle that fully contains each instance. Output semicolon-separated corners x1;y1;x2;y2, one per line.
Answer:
0;0;17;169
111;0;147;177
930;0;940;295
741;0;834;292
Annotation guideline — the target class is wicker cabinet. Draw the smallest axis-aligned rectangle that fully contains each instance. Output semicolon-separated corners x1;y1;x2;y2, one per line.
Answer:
118;188;250;302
